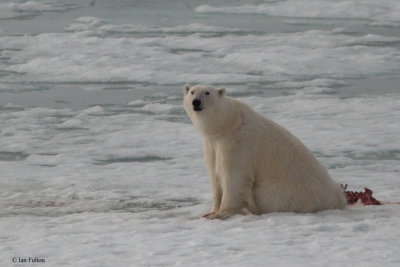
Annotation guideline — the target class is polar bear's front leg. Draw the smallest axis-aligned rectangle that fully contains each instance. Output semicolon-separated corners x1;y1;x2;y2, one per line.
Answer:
203;171;222;218
203;140;222;218
206;171;252;220
211;175;222;213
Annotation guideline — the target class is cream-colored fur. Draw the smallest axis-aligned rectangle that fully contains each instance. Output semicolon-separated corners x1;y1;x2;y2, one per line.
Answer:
184;84;346;219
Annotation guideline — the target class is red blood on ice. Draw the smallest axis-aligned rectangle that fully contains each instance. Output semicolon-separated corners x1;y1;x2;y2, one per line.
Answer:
342;184;381;205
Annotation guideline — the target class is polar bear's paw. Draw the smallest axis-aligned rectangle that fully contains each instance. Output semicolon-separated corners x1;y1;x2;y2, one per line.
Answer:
203;210;242;220
202;212;216;218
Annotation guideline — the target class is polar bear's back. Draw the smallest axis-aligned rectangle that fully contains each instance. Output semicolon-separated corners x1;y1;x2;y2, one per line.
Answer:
231;98;346;213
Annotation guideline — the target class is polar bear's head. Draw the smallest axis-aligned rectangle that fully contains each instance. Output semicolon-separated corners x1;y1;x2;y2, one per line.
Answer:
183;84;226;114
183;84;227;134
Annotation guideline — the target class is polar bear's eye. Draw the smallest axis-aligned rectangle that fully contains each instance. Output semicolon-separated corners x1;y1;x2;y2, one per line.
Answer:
191;91;195;95
205;91;210;95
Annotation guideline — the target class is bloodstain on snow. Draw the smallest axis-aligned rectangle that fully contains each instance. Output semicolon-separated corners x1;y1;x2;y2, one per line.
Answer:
342;184;381;206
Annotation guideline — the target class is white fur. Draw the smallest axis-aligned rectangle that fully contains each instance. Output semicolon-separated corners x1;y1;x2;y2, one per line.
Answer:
184;85;346;219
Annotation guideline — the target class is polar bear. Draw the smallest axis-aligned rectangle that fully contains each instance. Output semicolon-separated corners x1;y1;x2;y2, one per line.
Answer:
183;84;346;219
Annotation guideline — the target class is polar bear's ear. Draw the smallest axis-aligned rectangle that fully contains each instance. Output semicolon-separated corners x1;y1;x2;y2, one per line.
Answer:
184;84;191;95
218;88;226;97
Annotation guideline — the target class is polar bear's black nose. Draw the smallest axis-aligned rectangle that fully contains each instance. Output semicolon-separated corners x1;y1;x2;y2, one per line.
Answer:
192;99;201;108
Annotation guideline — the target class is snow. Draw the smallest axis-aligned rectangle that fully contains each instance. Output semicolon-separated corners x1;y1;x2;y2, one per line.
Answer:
0;0;74;19
2;20;400;85
2;206;400;266
1;0;400;266
1;90;400;266
196;0;400;27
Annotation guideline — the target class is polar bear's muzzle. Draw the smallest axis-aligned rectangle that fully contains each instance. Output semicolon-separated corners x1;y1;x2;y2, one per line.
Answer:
192;99;202;111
